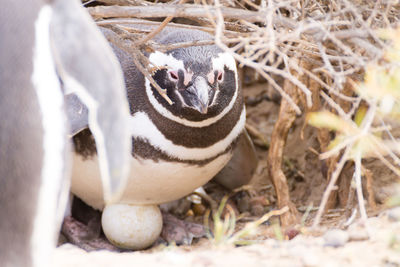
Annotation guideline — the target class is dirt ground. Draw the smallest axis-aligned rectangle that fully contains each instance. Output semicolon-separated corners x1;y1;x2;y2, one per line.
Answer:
53;81;400;266
52;215;400;267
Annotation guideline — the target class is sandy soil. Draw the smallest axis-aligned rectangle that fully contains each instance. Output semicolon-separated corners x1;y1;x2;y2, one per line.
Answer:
53;82;400;267
53;214;400;267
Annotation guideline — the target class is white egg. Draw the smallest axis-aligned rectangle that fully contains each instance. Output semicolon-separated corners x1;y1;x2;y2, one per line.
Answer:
101;204;162;250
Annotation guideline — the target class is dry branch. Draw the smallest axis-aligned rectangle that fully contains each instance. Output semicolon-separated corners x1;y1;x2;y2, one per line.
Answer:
88;4;292;24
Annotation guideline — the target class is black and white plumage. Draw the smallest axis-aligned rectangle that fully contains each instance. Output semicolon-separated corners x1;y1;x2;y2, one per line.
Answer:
0;0;131;266
51;0;132;204
71;26;255;211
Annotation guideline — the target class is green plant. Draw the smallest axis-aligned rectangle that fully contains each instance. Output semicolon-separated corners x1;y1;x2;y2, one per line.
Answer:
205;196;289;246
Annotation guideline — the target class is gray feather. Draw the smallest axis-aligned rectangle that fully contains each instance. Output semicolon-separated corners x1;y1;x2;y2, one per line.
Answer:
65;94;89;136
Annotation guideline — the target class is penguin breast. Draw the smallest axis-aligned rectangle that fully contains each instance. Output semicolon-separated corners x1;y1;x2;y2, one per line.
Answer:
70;152;232;210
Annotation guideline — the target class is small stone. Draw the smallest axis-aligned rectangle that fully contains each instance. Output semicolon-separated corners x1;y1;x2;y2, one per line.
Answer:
237;194;250;213
161;213;205;245
251;204;265;216
387;207;400;222
249;196;269;216
192;203;206;216
347;224;370;241
285;228;300;240
348;229;369;241
323;229;349;247
186;209;195;217
160;199;191;216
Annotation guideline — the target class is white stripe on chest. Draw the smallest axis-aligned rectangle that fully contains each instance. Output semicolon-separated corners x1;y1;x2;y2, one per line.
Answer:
130;107;245;161
146;52;239;128
71;152;232;210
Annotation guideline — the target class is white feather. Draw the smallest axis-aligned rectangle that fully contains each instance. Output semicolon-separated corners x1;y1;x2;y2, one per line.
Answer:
145;78;239;128
130;107;246;161
145;51;239;128
31;6;67;267
212;52;237;72
148;51;185;70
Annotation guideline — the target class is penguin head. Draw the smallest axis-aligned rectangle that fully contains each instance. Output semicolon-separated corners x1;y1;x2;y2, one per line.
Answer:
147;31;238;121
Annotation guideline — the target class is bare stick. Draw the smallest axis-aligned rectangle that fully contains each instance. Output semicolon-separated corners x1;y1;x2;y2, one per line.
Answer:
91;0;149;6
88;4;297;28
97;18;241;37
105;29;174;105
354;154;368;224
313;146;351;228
135;0;187;45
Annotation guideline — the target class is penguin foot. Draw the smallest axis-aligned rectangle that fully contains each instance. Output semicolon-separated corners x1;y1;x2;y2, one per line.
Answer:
161;212;206;245
61;216;121;252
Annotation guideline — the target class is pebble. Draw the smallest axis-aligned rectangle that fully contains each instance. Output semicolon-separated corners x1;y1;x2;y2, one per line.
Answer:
236;191;250;213
348;229;369;241
192;203;206;216
323;229;349;247
160;199;191;216
387;207;400;222
249;196;269;216
347;224;370;241
251;204;265;216
285;228;300;240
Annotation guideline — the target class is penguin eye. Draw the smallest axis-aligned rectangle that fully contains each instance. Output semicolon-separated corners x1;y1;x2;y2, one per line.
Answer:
217;71;224;82
168;70;179;82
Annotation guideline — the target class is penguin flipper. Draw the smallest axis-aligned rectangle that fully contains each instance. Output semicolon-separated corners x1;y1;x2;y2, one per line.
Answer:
51;0;131;204
213;130;258;190
65;94;89;137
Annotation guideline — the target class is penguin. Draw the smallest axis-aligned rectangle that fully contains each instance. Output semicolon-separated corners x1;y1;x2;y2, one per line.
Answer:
51;0;132;204
69;25;257;249
0;0;131;266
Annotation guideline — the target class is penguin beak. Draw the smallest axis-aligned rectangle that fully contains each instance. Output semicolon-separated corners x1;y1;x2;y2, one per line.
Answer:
188;76;210;114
